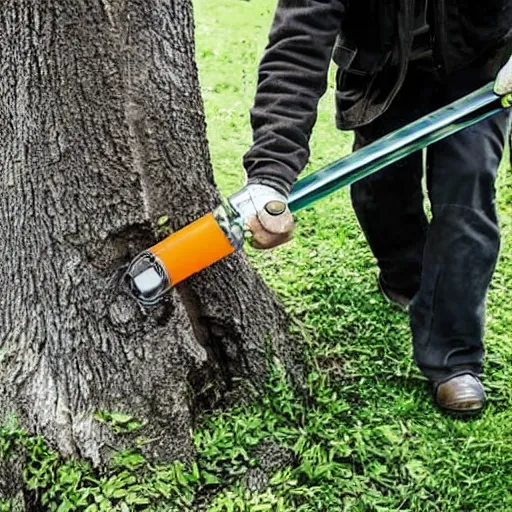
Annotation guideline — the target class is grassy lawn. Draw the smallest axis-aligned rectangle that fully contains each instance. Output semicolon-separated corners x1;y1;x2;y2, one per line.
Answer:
193;0;512;510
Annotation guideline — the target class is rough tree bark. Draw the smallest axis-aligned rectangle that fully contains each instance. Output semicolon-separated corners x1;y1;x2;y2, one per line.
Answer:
0;0;302;500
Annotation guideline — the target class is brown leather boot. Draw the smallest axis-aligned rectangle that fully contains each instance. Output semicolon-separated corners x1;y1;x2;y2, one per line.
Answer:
434;374;486;417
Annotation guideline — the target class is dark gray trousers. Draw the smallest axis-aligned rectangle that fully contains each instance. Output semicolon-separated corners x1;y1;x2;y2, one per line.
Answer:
351;57;512;381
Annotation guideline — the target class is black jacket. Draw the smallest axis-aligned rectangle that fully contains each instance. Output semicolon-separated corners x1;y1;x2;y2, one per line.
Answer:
243;0;512;195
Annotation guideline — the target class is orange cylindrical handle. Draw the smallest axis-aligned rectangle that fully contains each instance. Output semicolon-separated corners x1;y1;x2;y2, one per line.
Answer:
150;212;235;286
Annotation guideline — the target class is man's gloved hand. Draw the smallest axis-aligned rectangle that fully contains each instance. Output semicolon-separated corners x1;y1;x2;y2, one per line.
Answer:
229;183;295;249
495;54;512;96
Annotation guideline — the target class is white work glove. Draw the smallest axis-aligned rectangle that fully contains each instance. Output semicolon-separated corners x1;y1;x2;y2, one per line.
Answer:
229;183;295;249
494;54;512;97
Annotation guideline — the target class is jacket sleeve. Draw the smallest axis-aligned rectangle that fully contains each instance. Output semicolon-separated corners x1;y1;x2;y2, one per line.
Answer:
243;0;346;195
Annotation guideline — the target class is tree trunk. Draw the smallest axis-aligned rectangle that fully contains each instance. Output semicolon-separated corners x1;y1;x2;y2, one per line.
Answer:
0;0;302;499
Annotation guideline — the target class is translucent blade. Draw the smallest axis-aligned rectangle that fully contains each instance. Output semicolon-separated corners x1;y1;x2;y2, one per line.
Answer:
288;83;504;213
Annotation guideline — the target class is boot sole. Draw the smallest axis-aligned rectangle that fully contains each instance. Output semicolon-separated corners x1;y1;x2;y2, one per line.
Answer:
435;403;485;419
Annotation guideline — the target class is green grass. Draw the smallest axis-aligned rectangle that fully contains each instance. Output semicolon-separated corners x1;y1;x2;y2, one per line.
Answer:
193;0;512;510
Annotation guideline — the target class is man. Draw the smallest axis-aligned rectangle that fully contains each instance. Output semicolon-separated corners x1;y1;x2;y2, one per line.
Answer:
238;0;512;416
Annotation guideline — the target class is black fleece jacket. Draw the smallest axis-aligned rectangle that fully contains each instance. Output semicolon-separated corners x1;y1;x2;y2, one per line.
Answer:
243;0;512;196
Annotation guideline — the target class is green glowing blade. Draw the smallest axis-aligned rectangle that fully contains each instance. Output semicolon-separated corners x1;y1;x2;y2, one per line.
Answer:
288;83;505;213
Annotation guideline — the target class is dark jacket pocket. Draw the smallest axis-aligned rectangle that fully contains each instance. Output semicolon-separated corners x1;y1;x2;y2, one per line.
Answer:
332;41;391;127
332;39;385;75
332;41;357;71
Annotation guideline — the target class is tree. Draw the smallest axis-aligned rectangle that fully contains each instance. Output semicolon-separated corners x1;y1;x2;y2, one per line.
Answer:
0;0;302;503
